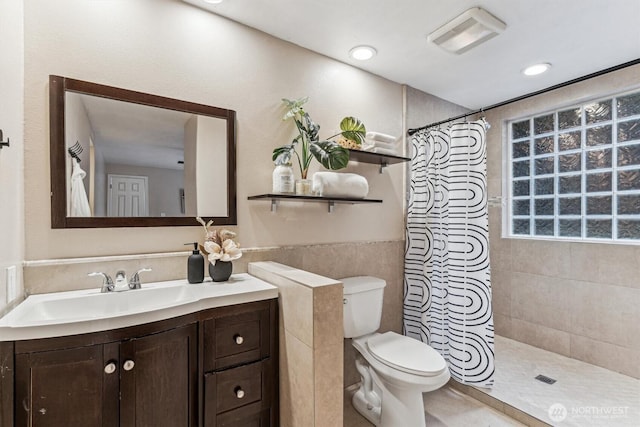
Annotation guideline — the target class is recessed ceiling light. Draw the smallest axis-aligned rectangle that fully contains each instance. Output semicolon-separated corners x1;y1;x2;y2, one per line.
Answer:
203;0;223;4
349;45;377;61
523;63;552;76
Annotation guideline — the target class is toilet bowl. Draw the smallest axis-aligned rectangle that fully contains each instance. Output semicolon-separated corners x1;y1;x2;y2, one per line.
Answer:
342;277;450;427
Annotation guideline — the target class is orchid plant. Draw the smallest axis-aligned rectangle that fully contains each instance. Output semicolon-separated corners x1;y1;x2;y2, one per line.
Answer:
196;217;242;265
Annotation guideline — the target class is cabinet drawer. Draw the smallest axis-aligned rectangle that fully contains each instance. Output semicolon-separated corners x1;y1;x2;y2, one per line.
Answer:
204;359;275;426
203;306;271;371
215;407;271;427
214;362;262;414
216;320;261;359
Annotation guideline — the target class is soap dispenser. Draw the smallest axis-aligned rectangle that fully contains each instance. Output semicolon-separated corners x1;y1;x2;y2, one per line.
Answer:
185;242;204;284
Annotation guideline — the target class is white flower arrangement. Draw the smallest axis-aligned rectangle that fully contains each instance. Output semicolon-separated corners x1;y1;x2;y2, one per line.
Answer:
196;217;242;265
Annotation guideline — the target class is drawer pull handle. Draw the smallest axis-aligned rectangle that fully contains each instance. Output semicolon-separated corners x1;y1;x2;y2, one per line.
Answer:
234;386;245;399
234;334;244;345
104;362;117;374
123;360;135;371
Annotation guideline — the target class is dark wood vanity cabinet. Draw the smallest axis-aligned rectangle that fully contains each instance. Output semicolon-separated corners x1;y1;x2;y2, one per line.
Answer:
2;299;278;427
13;323;198;427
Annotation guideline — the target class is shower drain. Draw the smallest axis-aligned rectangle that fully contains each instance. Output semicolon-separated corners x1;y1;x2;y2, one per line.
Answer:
535;374;557;384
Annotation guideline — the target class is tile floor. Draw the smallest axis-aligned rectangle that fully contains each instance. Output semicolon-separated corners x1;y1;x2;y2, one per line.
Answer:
470;336;640;426
344;385;526;427
343;335;640;426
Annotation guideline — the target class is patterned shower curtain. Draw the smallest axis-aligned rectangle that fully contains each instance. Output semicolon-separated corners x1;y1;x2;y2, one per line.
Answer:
403;120;495;388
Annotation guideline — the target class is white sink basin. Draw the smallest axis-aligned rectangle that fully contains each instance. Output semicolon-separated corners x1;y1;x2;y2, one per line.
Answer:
11;284;195;324
0;274;278;341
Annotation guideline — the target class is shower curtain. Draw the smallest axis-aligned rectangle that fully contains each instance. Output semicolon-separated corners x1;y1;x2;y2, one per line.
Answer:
403;120;495;387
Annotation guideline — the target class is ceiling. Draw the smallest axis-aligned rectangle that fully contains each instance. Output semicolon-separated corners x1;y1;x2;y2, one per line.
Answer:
74;93;188;170
183;0;640;109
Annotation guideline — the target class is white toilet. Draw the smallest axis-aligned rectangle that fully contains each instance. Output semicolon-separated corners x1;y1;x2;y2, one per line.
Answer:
342;276;450;427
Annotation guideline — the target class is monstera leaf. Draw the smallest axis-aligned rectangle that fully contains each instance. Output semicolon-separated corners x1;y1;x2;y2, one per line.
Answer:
272;144;294;165
339;116;367;145
310;140;350;170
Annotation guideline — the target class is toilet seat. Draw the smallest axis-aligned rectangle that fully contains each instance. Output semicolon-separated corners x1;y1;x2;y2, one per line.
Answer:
366;332;447;377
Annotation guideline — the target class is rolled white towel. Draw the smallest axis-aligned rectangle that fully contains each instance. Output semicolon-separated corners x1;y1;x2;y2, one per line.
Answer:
366;131;398;144
312;172;369;199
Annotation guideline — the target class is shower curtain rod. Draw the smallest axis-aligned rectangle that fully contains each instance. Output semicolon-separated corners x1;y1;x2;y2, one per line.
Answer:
407;58;640;136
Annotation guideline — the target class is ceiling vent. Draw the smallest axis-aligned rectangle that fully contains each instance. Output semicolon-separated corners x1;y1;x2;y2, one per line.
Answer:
427;7;506;54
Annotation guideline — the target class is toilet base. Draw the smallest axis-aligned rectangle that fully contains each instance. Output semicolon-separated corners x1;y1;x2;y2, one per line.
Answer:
351;375;428;427
375;369;427;427
352;387;381;426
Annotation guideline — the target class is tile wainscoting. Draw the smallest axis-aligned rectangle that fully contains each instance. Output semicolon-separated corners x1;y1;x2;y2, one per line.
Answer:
23;239;405;388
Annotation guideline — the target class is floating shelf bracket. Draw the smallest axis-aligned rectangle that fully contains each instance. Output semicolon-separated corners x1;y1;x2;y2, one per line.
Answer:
0;129;10;149
268;197;335;213
379;161;389;174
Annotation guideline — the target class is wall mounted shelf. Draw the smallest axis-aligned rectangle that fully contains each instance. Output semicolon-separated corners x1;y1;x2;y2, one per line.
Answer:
248;194;382;213
248;149;405;212
347;149;410;173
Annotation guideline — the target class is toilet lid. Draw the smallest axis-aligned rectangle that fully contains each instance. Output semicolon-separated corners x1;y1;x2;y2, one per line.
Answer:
367;332;447;377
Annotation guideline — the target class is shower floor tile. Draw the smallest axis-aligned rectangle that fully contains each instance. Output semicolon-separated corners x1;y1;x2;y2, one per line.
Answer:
344;384;525;426
472;335;640;426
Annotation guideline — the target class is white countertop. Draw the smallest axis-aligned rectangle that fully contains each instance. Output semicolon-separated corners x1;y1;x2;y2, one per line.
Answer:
0;273;278;341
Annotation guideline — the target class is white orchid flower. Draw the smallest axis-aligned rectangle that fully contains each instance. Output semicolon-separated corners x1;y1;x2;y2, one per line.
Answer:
221;239;242;261
204;241;221;257
205;239;242;264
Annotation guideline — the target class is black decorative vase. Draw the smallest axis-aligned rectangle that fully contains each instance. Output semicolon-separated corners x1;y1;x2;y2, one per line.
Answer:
209;261;232;282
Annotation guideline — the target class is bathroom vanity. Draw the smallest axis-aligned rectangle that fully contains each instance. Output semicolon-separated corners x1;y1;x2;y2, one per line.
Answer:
0;275;278;427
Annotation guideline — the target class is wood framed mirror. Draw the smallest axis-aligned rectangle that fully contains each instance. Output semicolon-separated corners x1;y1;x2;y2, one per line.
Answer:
49;75;237;228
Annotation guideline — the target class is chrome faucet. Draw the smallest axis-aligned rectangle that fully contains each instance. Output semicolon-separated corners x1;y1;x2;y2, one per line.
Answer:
88;272;114;293
89;268;152;292
129;268;152;289
113;270;129;292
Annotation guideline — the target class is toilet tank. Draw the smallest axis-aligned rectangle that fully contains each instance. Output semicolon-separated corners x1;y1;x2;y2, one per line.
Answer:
341;276;386;338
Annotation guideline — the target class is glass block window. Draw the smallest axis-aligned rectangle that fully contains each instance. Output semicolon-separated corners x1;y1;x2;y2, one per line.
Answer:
508;88;640;241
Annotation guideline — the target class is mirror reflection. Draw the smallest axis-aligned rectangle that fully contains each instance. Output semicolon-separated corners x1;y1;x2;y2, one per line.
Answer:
50;75;237;228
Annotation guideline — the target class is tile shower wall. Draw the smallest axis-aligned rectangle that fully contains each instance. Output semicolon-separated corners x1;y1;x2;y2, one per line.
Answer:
485;63;640;379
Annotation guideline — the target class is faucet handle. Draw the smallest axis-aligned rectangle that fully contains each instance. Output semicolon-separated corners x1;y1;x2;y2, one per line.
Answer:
89;272;114;293
129;268;152;289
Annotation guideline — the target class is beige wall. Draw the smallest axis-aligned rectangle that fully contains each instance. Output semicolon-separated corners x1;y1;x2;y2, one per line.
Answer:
23;0;404;261
0;0;25;313
405;86;469;131
486;63;640;379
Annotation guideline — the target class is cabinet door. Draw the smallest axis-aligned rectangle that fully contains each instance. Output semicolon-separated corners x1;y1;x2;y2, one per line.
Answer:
119;323;198;427
14;342;119;427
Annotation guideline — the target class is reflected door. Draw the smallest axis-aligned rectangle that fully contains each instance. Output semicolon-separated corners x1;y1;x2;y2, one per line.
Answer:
108;174;149;217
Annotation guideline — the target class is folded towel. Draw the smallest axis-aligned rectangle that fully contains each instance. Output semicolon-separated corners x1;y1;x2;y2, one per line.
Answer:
312;172;369;199
364;138;399;150
366;131;398;144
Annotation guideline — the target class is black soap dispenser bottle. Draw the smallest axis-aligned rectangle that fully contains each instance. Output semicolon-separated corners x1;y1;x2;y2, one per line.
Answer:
185;242;204;284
